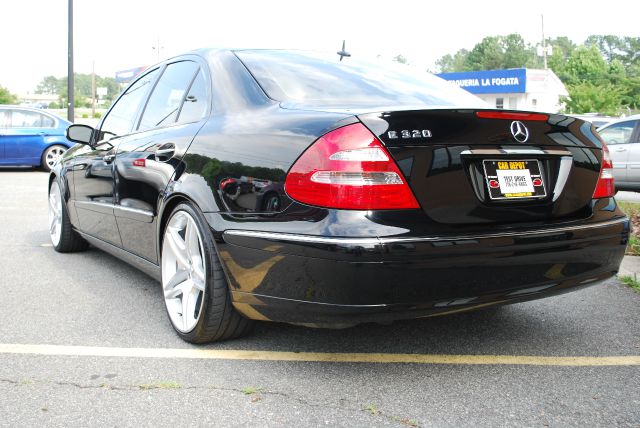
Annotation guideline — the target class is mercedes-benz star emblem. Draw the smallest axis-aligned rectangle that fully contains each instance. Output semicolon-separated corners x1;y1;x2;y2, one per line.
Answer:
510;121;529;143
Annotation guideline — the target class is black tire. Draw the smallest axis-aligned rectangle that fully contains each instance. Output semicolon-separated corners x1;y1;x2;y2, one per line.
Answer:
41;145;67;172
162;202;254;343
49;178;88;253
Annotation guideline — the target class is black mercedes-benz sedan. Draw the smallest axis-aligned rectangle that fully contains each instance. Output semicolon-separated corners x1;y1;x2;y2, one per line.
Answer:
48;49;629;343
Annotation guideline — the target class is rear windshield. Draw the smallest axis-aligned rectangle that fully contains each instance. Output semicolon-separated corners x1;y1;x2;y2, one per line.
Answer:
235;50;485;109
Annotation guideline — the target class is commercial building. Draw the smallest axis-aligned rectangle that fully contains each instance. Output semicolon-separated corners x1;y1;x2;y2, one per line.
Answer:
437;68;568;113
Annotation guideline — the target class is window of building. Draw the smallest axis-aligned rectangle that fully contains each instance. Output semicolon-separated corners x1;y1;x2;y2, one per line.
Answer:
508;97;517;109
496;98;504;109
532;99;538;107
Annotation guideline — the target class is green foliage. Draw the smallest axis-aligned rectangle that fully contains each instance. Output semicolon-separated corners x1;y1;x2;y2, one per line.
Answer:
34;73;121;106
561;81;626;116
619;274;640;293
393;54;408;64
438;34;538;72
0;85;18;104
436;50;469;73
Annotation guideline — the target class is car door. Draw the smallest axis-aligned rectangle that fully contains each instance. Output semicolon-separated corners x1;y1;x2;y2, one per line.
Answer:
620;120;640;184
113;59;209;263
598;120;638;184
1;109;54;166
71;68;161;246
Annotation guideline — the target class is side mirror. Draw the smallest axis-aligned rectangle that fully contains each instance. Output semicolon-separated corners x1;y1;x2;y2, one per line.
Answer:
66;124;95;145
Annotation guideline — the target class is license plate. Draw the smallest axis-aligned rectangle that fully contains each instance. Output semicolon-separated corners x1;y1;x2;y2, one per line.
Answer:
482;160;547;200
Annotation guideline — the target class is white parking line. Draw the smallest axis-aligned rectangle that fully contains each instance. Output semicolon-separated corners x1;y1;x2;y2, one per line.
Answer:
0;343;639;366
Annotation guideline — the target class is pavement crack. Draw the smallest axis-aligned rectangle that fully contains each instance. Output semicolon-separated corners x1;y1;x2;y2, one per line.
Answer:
1;378;421;426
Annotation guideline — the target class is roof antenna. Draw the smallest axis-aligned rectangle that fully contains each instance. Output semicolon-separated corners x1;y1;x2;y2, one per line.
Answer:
337;40;351;61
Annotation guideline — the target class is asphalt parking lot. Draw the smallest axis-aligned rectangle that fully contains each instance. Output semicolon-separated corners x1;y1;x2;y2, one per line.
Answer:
1;170;639;427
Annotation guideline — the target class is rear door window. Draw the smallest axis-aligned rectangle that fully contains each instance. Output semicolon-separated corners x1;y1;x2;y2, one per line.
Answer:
177;69;208;124
10;110;54;128
137;61;200;131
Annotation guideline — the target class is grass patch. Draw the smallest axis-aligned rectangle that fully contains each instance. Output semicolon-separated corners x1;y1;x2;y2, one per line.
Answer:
362;404;379;416
617;201;640;217
616;202;640;255
619;274;640;293
241;386;262;395
139;381;181;390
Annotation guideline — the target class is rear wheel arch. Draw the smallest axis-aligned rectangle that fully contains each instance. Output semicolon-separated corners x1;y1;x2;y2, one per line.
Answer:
158;194;212;257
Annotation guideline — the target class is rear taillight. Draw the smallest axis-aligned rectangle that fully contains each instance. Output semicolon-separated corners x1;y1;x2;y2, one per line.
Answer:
285;123;420;210
475;111;549;121
593;142;615;198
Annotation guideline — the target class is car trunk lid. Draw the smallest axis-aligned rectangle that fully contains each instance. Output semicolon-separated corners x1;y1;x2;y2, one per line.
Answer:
357;109;605;224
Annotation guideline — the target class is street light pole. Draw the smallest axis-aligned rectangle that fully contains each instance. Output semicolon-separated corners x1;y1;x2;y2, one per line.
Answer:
67;0;74;122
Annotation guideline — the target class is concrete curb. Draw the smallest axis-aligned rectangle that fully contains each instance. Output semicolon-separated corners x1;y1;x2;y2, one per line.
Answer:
619;255;640;277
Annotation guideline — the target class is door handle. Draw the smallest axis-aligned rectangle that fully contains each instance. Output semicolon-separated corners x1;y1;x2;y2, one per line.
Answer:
103;154;116;163
155;143;175;162
614;147;627;152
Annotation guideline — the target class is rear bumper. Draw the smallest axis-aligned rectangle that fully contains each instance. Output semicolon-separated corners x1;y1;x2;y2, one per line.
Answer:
218;217;629;326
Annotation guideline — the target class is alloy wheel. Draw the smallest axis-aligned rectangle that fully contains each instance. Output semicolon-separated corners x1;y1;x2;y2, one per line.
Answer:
45;146;66;170
161;211;207;333
48;182;63;246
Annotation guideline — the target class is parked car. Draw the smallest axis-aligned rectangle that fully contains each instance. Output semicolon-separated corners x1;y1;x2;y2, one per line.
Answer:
597;115;640;191
48;49;628;343
570;113;618;129
0;106;74;171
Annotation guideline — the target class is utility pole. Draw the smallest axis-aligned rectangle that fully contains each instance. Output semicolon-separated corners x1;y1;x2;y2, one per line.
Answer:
91;61;96;118
541;14;548;69
67;0;74;121
152;36;164;63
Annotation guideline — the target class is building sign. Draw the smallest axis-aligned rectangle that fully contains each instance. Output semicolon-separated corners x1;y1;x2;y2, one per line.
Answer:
437;69;527;94
115;66;147;83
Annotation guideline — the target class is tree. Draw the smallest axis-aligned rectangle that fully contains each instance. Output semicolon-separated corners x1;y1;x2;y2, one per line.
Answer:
393;54;408;65
562;81;626;116
35;76;62;95
436;49;469;73
436;34;537;72
0;85;18;104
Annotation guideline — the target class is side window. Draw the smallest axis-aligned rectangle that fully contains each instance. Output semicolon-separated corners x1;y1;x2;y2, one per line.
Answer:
10;110;51;128
599;121;636;146
100;68;159;139
178;69;208;124
138;61;199;131
0;110;9;127
40;114;55;128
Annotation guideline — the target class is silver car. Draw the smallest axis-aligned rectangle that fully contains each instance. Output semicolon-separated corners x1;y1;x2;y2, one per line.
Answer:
597;114;640;191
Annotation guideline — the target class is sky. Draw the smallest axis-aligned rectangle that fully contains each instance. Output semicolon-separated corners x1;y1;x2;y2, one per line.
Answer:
1;0;638;94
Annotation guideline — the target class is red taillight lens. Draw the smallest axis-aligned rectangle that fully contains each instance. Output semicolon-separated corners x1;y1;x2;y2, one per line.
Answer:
593;142;615;198
285;123;420;210
476;111;549;121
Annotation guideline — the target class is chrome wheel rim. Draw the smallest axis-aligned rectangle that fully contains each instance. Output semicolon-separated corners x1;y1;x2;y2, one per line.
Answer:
48;182;62;246
45;146;66;169
161;211;206;333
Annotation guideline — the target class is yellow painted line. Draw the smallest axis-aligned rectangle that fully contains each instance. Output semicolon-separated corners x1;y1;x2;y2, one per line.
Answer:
0;344;638;366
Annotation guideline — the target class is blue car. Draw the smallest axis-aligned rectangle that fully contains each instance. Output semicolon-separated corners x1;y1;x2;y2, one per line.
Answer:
0;106;75;171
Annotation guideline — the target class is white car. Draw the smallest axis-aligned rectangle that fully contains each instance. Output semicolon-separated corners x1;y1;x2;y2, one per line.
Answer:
597;115;640;191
